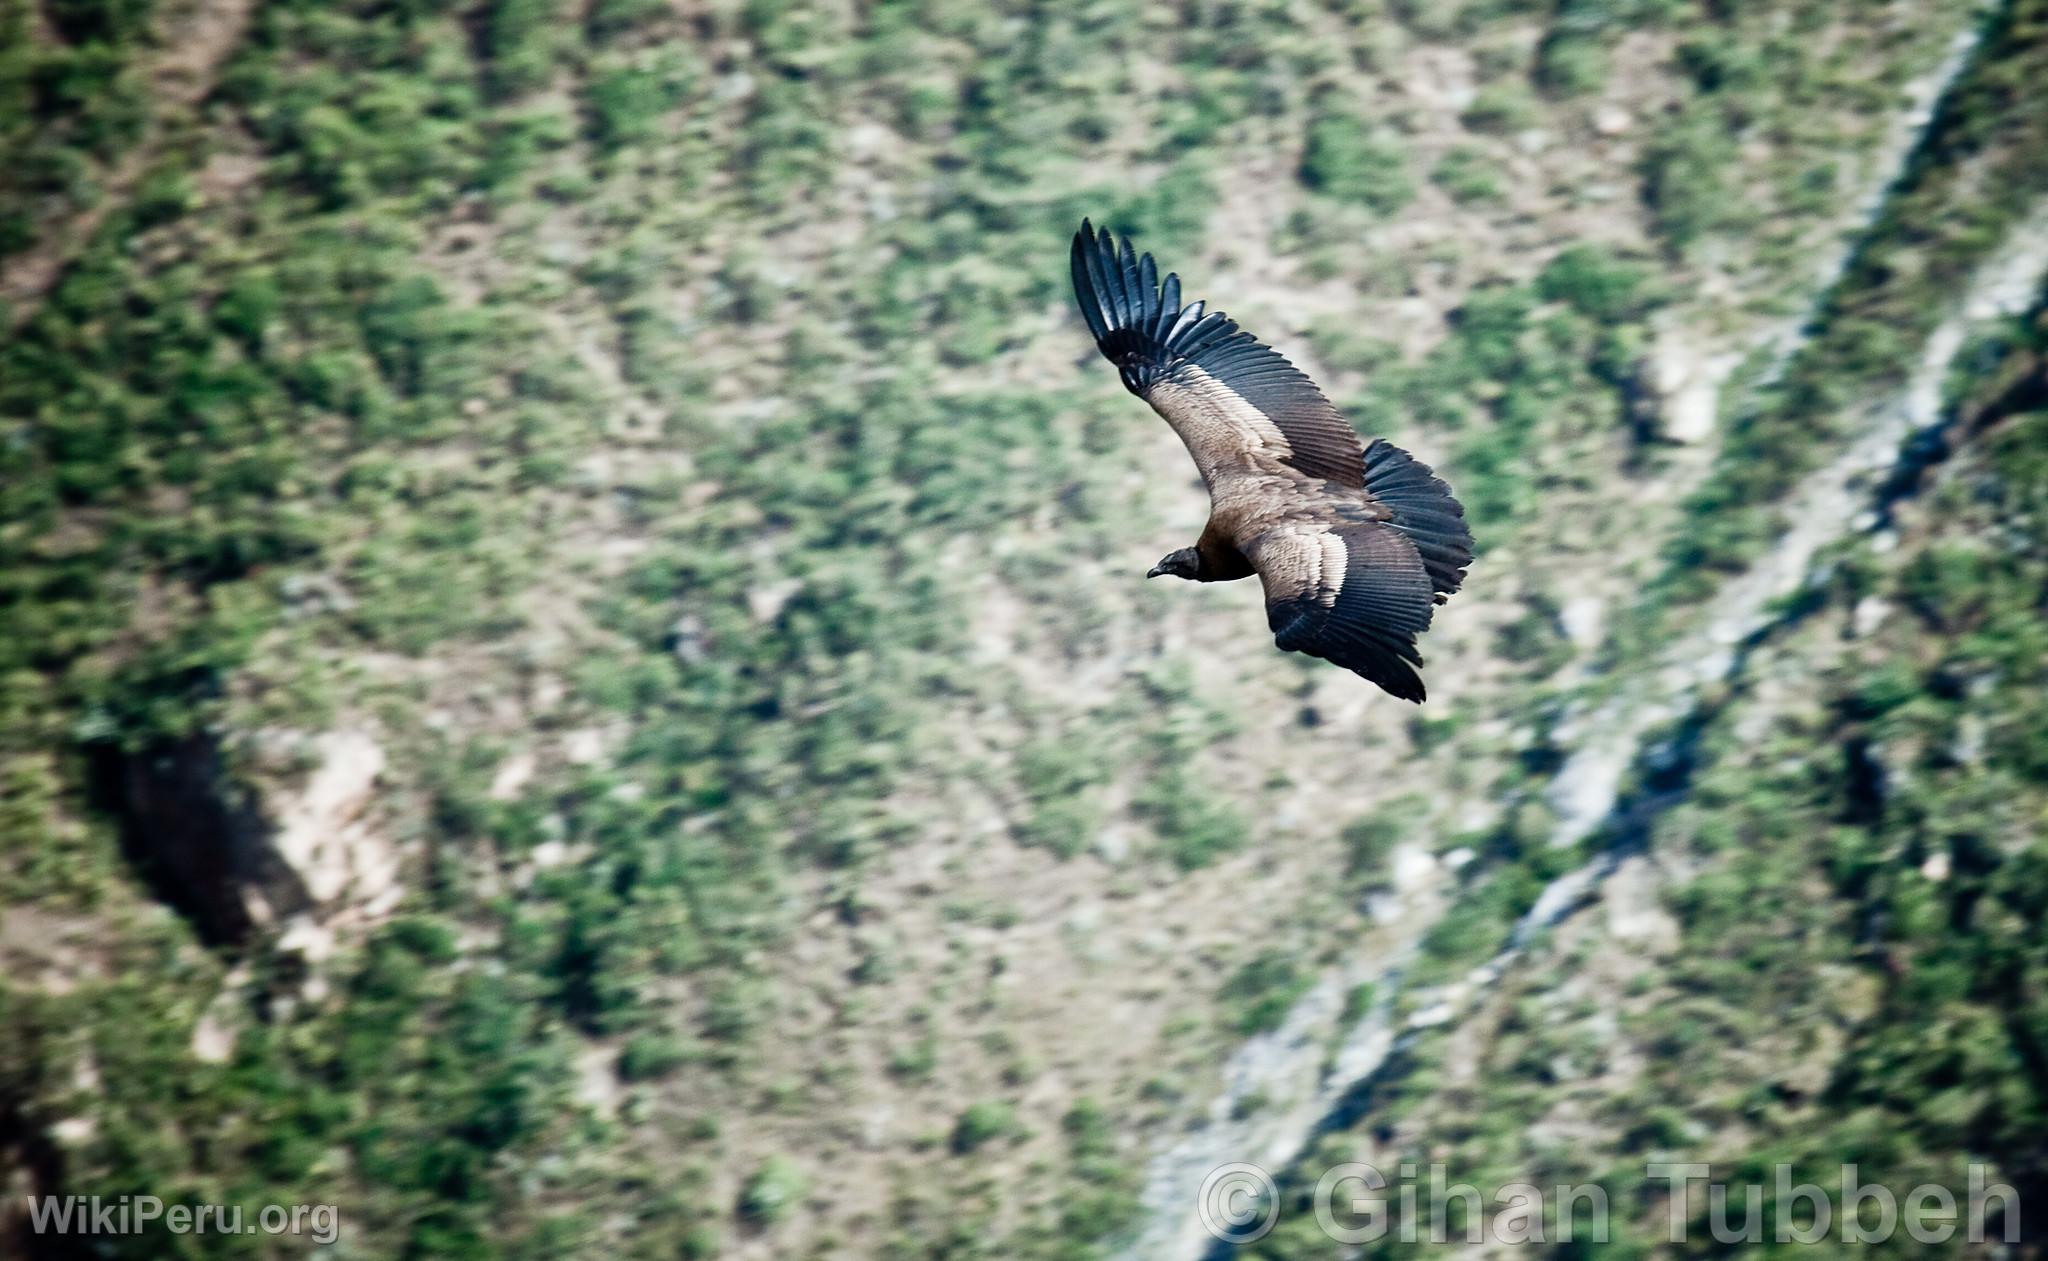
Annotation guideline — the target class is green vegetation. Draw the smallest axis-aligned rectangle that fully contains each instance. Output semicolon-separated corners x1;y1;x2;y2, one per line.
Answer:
1339;794;1426;880
1299;104;1414;217
1219;951;1316;1037
0;0;2030;1257
0;0;157;260
739;1155;806;1225
952;1099;1023;1154
1430;145;1504;205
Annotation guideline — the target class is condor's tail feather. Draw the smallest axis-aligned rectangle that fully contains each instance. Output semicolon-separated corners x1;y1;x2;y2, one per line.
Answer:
1362;438;1472;601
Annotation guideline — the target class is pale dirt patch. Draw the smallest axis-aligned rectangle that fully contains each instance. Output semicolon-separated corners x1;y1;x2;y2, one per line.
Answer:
268;729;397;910
0;903;107;997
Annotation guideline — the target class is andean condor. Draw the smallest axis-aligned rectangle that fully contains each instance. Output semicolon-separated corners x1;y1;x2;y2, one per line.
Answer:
1071;219;1473;702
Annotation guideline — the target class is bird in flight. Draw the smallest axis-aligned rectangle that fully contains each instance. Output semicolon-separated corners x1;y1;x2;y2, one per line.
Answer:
1071;220;1472;702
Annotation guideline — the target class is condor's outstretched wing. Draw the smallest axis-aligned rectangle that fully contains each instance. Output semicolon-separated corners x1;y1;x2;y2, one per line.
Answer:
1071;219;1368;488
1247;521;1438;702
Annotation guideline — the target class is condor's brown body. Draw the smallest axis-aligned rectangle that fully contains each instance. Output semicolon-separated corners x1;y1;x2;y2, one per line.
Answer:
1072;220;1472;702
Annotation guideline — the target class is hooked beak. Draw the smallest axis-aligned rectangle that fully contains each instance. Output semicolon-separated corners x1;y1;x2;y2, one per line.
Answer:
1146;563;1167;579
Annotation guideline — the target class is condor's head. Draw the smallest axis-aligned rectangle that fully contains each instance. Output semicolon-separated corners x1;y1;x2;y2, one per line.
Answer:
1146;547;1201;581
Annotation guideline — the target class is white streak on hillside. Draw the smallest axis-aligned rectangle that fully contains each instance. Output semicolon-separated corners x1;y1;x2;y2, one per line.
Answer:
1545;24;1989;847
1124;926;1421;1261
1550;196;2048;850
1752;26;1985;392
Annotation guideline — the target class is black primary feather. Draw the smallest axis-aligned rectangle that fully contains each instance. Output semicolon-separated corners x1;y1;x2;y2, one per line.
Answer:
1266;526;1435;702
1361;438;1473;600
1070;220;1371;487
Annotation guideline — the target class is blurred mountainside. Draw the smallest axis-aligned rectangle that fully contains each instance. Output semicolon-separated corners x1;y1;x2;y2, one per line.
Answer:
2;0;2046;1258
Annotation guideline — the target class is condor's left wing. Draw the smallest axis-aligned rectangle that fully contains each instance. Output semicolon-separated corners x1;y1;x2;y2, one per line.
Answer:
1070;219;1369;489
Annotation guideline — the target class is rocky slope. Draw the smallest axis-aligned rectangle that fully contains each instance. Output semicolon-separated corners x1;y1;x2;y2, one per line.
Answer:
2;0;2042;1258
